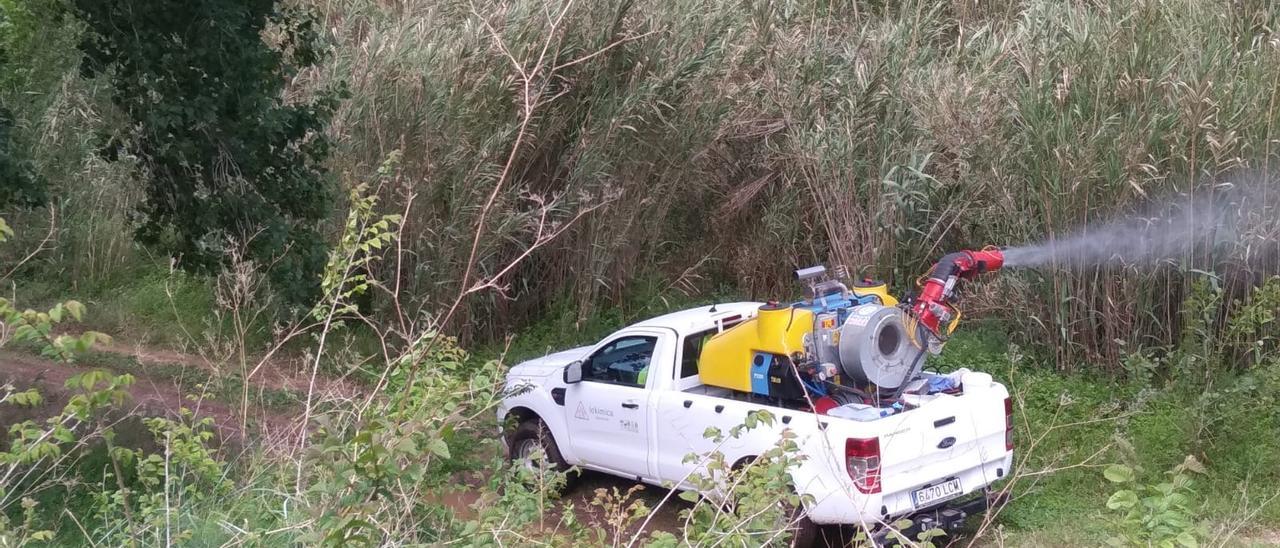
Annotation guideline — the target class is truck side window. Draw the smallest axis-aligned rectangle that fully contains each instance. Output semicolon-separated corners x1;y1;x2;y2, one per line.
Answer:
679;329;716;379
583;336;657;387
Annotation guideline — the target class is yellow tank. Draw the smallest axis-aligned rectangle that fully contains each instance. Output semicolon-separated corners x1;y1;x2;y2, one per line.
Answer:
698;304;814;393
852;281;898;306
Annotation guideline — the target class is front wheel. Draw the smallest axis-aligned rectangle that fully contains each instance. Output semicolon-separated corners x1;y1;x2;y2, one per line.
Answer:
507;419;570;476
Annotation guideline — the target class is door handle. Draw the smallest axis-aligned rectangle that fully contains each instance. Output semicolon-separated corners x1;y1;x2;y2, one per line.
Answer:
621;401;639;409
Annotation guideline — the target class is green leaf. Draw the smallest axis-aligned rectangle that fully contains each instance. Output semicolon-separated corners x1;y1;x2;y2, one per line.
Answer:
10;390;41;407
1106;489;1139;509
1175;532;1198;548
1104;464;1134;483
53;428;74;443
12;324;36;341
64;300;85;321
427;438;450;459
81;331;110;349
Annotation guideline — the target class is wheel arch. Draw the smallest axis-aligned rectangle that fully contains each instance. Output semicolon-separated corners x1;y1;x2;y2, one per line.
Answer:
731;454;760;471
501;403;577;464
504;405;541;427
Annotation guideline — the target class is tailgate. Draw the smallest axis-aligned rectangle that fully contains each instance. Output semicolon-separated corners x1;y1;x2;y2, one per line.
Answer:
873;373;1011;507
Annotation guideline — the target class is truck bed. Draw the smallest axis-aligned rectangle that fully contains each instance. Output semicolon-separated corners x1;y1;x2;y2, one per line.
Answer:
662;370;1012;525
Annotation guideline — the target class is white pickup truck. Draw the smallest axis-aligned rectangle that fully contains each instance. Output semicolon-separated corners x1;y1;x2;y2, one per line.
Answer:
498;302;1014;543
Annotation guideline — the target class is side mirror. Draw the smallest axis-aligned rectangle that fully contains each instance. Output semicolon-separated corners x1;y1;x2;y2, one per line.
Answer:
563;360;584;384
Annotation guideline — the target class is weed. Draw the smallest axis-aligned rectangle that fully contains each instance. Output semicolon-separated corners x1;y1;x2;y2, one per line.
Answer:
1102;454;1206;548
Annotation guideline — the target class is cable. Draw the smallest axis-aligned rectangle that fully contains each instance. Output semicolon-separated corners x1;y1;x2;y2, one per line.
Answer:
886;319;933;404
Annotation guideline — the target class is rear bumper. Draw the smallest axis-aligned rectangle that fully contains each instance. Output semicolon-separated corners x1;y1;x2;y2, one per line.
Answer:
871;489;1008;544
804;451;1013;524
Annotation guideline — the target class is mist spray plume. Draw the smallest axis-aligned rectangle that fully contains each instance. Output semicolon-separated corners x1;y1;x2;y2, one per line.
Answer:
1000;180;1280;270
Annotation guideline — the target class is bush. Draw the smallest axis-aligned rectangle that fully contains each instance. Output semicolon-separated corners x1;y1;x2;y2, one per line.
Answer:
70;0;337;306
1103;456;1206;548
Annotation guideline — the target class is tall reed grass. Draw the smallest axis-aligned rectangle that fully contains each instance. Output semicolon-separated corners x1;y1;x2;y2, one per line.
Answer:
300;0;1280;371
8;0;1279;371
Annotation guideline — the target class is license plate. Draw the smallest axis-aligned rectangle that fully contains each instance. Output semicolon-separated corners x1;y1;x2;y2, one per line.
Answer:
911;478;963;509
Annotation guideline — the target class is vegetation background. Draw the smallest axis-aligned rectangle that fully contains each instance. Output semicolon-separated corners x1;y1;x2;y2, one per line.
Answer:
0;0;1278;545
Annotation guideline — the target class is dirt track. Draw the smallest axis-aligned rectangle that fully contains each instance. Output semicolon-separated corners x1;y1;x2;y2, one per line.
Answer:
0;349;303;444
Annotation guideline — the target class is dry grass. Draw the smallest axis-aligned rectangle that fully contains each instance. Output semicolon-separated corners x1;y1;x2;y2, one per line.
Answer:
7;0;1280;370
289;0;1280;372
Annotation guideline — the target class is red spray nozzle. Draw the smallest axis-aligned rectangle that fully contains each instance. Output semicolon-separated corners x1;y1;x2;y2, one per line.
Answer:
923;248;1004;283
968;247;1005;274
910;247;1005;336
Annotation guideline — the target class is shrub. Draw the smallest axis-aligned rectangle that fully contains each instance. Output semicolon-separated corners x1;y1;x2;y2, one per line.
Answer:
1103;456;1206;548
69;0;337;306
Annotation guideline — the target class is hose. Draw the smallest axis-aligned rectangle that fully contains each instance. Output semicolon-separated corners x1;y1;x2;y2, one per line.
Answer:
885;319;933;403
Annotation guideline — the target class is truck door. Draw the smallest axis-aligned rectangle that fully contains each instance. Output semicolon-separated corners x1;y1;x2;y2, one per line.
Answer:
563;332;663;478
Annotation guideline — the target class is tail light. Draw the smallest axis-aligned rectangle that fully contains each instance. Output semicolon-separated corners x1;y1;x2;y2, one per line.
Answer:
845;437;881;494
1004;397;1014;451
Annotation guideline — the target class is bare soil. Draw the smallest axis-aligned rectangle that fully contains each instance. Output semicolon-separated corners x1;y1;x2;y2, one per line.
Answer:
0;348;302;445
95;339;361;399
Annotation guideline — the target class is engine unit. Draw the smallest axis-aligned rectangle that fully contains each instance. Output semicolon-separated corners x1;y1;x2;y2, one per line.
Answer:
697;266;922;402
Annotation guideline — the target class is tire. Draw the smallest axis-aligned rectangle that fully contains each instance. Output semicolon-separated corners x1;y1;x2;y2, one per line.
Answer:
787;513;820;547
506;418;571;476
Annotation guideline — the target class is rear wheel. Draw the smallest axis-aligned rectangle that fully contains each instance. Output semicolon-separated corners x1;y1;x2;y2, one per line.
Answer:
731;456;819;547
787;513;820;547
